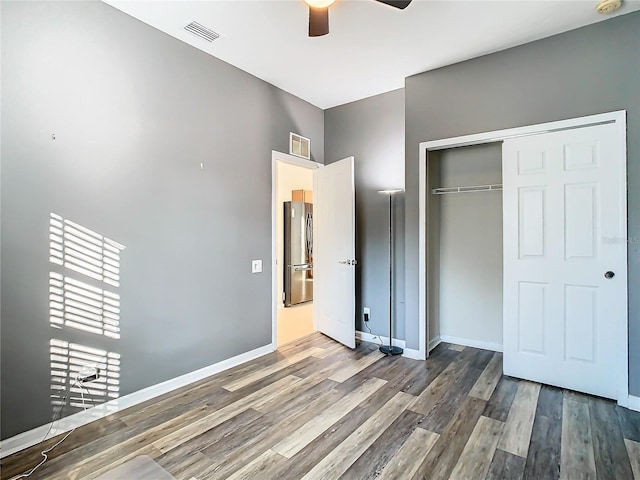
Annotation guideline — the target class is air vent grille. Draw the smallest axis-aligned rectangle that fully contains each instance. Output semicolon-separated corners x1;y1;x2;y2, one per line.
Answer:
184;21;220;43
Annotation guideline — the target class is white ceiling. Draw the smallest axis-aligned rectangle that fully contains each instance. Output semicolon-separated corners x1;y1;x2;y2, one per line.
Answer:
103;0;640;109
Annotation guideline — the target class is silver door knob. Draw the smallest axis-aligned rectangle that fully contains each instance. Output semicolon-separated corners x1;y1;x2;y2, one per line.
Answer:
604;271;615;279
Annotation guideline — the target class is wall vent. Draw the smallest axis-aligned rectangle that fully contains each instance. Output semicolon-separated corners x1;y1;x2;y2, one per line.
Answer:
184;21;220;43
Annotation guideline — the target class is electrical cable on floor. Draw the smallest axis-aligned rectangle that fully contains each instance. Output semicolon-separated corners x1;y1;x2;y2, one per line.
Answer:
363;321;384;348
11;376;89;479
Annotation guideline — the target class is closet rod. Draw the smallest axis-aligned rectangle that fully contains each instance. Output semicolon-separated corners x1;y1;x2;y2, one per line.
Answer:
431;183;503;195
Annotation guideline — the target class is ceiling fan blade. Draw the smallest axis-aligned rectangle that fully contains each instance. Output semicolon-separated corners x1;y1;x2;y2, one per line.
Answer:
374;0;412;9
309;6;329;37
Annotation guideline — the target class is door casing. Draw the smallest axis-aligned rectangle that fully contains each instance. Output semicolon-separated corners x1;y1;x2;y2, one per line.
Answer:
271;151;321;349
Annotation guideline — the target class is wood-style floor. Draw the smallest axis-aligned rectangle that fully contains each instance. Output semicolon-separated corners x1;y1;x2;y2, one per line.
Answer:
2;333;639;480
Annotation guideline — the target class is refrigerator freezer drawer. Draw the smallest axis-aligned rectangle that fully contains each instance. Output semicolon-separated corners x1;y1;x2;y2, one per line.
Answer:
285;265;314;306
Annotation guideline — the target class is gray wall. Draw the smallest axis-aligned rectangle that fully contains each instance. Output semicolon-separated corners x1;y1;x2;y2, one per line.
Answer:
1;0;323;439
437;144;503;347
325;89;406;340
404;12;640;395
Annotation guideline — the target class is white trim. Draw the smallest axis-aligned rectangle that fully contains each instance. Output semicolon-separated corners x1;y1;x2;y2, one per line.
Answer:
428;336;442;353
418;140;427;361
0;343;274;458
616;115;630;407
355;331;423;361
356;330;405;348
271;151;321;348
439;335;503;353
401;348;423;360
619;395;640;413
417;110;629;405
422;113;619;151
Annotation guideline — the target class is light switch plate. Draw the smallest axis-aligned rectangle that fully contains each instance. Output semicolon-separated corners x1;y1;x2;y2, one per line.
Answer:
251;260;262;274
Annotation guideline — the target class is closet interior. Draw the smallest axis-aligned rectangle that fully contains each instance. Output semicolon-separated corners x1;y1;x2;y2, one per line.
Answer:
427;142;504;352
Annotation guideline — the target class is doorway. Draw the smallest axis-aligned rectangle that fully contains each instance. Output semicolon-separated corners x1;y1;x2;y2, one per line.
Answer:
418;111;630;406
272;152;319;348
426;143;504;353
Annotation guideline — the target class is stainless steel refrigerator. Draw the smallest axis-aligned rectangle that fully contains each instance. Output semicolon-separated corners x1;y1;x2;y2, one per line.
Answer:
284;201;313;306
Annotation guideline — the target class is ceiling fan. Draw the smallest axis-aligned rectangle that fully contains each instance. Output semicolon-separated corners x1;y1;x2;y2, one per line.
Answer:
304;0;412;37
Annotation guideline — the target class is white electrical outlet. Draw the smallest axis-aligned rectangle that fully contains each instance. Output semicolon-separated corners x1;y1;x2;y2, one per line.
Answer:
77;366;100;383
363;307;370;315
251;259;262;273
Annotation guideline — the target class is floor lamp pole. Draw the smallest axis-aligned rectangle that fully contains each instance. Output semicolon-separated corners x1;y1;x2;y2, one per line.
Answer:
378;189;403;356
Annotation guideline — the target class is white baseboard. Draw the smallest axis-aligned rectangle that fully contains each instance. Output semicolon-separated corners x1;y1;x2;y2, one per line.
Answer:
401;348;425;360
356;330;405;348
439;335;503;353
619;394;640;412
0;343;274;459
356;331;422;360
428;336;442;353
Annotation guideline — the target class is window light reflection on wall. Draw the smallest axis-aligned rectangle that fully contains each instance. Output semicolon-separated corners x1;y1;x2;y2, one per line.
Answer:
48;213;124;417
49;272;120;339
50;339;120;417
49;213;124;288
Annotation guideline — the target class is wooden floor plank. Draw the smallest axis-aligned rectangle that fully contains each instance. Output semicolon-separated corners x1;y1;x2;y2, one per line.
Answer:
498;381;541;458
43;406;210;480
376;428;440;480
449;415;504;479
223;449;287;480
589;396;635;480
485;449;526;480
411;396;487;480
419;362;484;434
328;349;385;383
195;390;344;479
222;347;323;391
522;385;563;480
408;357;469;416
469;353;503;401
157;451;211;480
341;409;425;480
300;392;414;479
271;377;387;458
617;405;640;442
2;335;636;480
483;376;519;422
153;375;302;453
560;396;597;480
625;439;640;480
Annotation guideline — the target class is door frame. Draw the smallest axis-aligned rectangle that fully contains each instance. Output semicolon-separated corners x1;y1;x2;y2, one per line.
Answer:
417;110;630;407
271;150;322;349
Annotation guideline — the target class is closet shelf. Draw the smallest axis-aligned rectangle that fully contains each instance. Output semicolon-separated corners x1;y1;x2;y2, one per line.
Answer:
431;183;503;195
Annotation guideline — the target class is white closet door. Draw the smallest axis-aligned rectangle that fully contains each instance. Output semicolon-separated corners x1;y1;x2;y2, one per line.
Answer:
502;123;626;399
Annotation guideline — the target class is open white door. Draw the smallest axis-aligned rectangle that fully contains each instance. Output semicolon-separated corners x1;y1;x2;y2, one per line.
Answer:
503;122;627;399
313;157;356;348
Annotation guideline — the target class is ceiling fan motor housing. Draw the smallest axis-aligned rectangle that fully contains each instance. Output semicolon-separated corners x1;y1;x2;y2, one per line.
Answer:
596;0;622;14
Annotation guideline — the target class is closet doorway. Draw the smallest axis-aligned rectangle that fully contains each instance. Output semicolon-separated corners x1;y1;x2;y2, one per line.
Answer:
426;143;504;353
418;111;630;406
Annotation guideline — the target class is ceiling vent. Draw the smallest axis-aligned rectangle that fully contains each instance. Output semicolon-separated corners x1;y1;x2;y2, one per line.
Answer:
184;21;220;42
